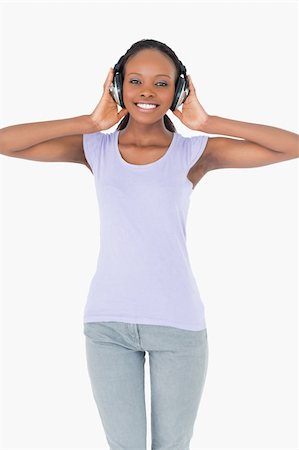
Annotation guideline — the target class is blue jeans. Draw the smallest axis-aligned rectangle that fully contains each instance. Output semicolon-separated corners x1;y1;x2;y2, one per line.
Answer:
83;321;209;450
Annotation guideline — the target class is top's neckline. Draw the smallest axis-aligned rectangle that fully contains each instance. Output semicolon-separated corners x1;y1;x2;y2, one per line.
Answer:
115;130;178;169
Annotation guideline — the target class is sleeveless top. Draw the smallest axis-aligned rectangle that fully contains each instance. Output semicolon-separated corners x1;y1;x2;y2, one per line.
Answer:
83;129;209;331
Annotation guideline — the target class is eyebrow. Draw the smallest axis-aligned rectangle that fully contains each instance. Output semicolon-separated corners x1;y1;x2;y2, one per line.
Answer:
127;72;171;78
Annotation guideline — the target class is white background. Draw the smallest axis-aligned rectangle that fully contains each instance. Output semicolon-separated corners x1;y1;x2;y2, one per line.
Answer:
0;1;298;449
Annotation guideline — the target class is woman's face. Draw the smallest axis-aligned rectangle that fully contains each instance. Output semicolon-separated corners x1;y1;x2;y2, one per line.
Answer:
122;49;177;121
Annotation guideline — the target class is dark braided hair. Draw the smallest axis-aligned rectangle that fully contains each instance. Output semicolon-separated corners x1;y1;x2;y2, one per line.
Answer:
116;39;184;132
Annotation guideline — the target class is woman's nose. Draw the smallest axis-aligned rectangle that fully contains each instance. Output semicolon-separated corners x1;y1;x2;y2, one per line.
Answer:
138;84;156;96
140;89;154;95
140;92;155;99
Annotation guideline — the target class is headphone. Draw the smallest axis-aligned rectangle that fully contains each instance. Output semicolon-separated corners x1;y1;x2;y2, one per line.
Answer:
109;59;190;112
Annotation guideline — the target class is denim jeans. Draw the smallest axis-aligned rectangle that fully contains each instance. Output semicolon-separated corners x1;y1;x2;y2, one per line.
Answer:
83;321;209;450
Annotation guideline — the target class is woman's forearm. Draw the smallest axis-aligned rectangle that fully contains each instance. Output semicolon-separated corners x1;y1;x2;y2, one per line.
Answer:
0;114;96;153
202;115;299;156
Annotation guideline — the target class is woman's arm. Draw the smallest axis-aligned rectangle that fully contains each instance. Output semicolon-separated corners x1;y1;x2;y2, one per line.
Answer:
203;115;298;155
0;115;96;154
201;116;299;170
172;75;298;170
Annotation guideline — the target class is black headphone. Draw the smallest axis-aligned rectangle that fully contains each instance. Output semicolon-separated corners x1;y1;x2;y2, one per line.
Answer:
109;59;190;112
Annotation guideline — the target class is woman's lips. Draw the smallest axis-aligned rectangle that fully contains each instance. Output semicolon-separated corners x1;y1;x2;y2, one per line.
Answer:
134;103;160;112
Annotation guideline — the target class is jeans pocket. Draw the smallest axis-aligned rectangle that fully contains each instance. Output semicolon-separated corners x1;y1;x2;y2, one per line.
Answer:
83;322;106;340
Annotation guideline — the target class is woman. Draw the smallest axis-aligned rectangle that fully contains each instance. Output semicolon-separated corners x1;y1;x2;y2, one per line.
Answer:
1;39;298;450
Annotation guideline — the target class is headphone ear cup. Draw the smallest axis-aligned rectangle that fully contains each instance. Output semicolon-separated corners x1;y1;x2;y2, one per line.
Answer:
170;77;184;111
109;68;125;108
115;71;125;108
170;75;189;111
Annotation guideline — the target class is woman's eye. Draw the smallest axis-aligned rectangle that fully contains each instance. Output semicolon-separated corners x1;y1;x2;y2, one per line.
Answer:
129;79;168;86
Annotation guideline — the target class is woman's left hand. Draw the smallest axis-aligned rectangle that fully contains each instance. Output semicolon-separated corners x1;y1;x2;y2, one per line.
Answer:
172;74;209;131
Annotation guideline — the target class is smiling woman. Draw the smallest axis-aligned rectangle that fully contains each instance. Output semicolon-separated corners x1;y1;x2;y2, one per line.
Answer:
1;36;298;450
107;39;190;137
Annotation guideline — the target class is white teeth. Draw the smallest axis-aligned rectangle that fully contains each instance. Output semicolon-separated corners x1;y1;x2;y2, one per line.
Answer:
136;103;157;109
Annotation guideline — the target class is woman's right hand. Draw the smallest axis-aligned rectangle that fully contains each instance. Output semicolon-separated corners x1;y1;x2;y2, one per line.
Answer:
90;68;128;131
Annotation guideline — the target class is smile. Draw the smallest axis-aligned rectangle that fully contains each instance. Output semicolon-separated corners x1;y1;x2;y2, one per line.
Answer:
134;103;160;111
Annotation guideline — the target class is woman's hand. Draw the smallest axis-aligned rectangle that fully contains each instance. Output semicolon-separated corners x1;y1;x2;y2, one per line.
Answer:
90;68;128;131
172;75;209;131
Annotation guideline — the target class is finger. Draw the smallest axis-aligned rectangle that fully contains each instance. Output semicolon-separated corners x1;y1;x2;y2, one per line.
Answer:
118;108;128;119
172;109;182;120
104;68;114;87
187;74;195;91
105;68;112;81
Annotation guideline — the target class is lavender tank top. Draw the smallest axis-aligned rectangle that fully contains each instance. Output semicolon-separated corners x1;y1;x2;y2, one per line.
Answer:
83;129;209;331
